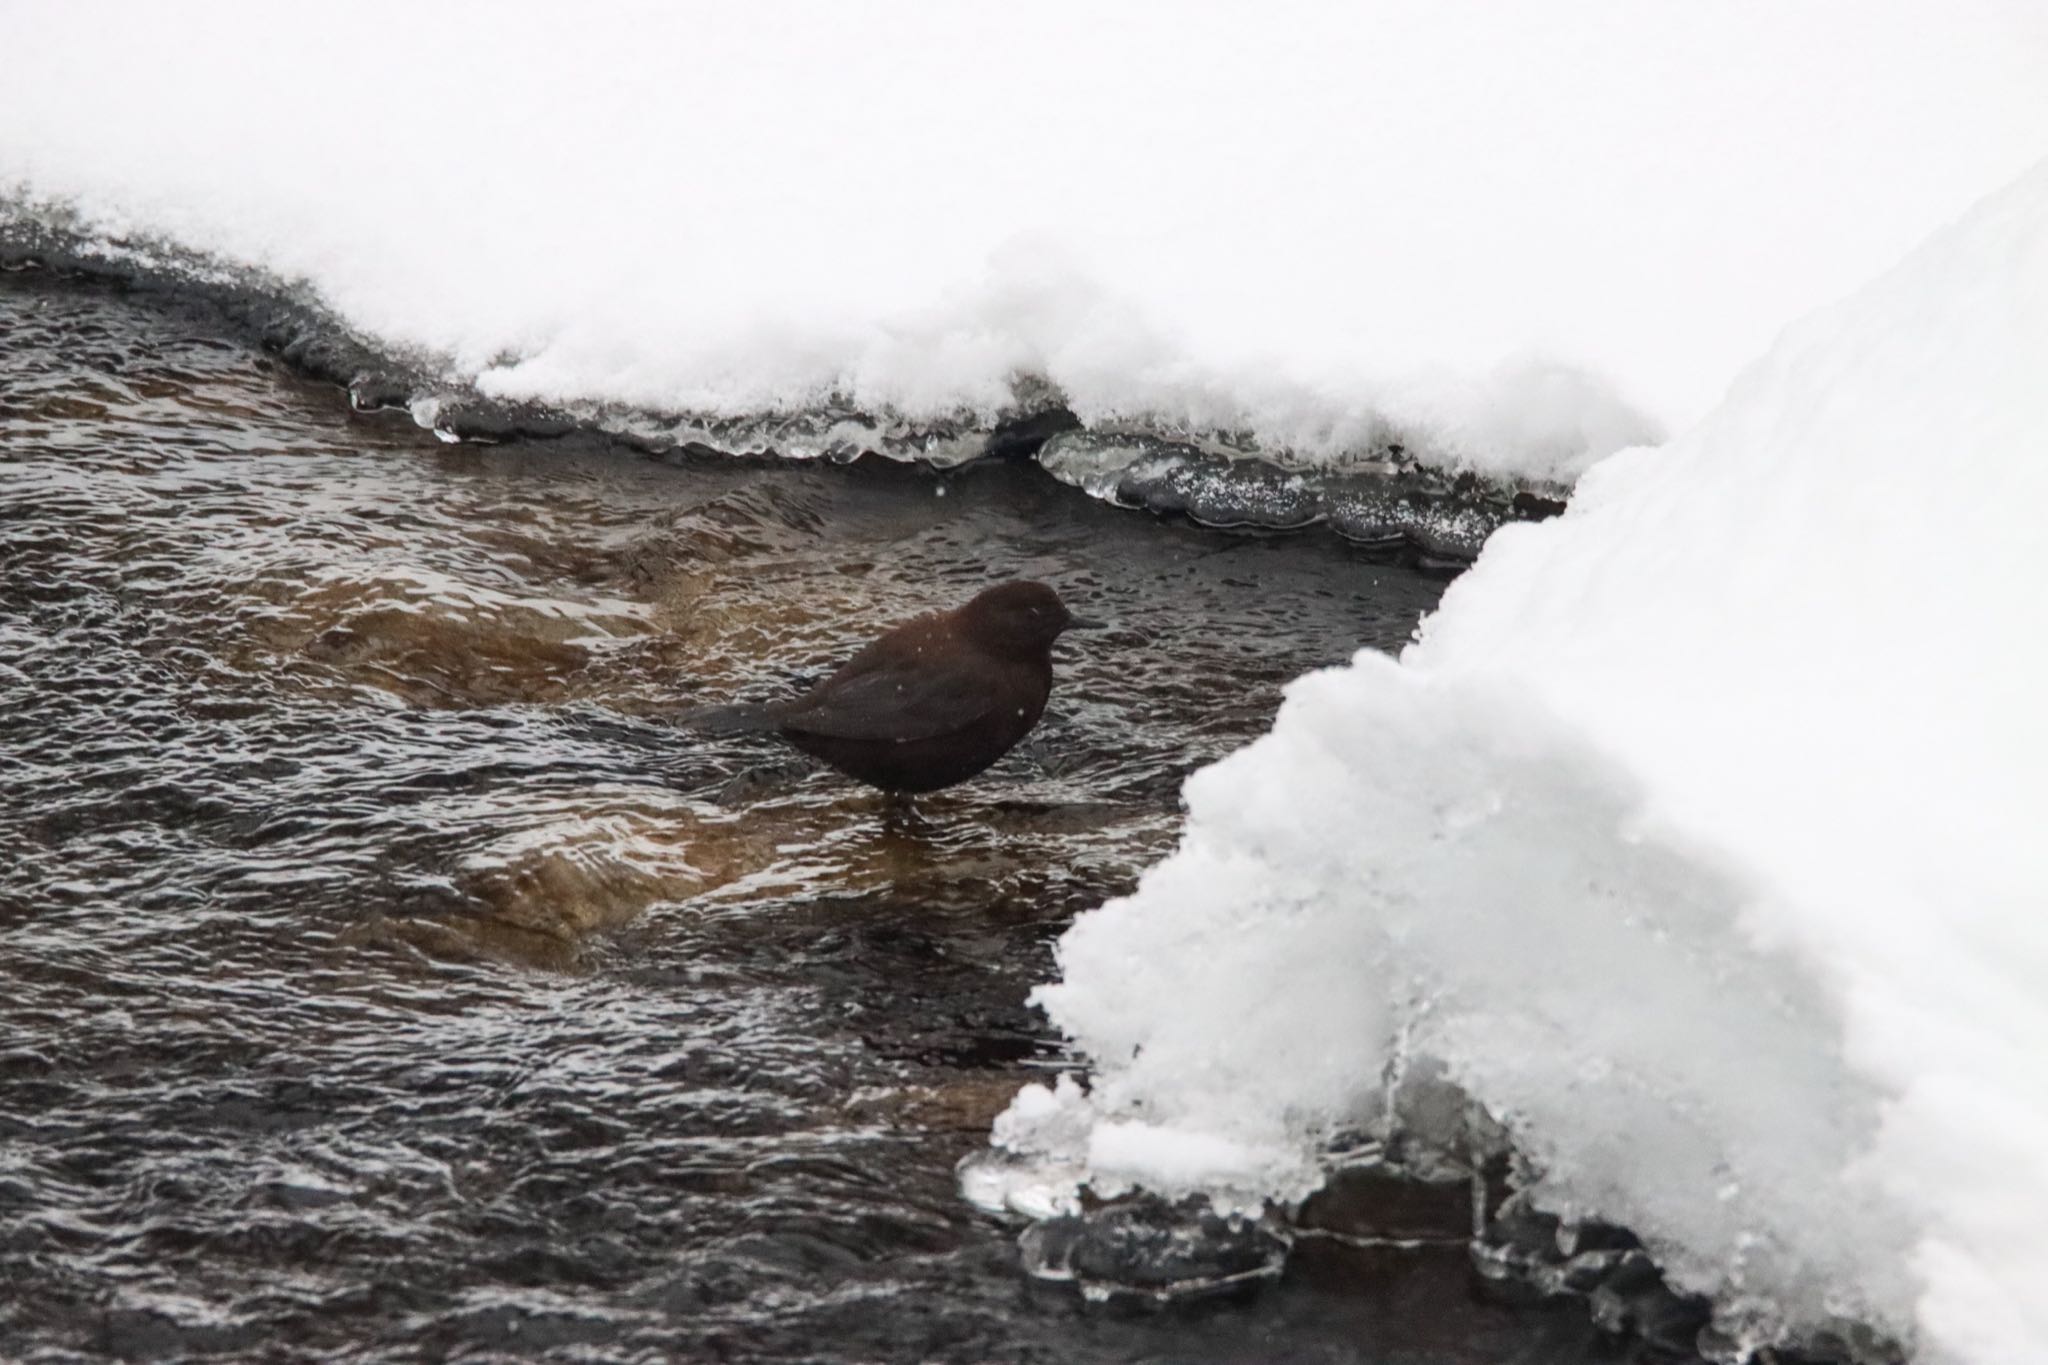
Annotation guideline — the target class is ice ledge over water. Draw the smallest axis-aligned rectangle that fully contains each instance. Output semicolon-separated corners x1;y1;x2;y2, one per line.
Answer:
982;159;2048;1363
0;219;1560;563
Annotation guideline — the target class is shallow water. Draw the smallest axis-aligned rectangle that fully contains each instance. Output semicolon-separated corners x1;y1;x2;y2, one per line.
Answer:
2;272;1643;1362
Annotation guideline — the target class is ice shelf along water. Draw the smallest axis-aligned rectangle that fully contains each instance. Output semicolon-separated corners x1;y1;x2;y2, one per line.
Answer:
983;159;2048;1362
3;2;2046;486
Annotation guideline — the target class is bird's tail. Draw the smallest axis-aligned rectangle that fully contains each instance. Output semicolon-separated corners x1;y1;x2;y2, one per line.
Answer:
675;701;784;736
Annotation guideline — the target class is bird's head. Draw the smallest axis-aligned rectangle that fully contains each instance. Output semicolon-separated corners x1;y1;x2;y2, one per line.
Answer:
956;580;1101;658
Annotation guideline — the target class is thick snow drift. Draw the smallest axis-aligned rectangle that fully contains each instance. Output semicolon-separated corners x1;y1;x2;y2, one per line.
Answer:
4;2;2045;483
989;160;2048;1362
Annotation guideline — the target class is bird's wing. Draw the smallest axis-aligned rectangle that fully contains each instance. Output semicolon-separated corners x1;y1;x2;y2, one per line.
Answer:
773;656;1001;742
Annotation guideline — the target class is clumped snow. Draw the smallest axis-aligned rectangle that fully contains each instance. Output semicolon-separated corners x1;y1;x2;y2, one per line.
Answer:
3;2;2045;483
989;159;2048;1363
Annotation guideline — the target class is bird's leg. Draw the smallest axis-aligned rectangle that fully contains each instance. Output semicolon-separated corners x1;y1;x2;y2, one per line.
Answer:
879;791;931;830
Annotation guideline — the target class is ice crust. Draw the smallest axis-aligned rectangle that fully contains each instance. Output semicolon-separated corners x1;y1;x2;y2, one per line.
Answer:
991;161;2048;1362
4;3;2045;484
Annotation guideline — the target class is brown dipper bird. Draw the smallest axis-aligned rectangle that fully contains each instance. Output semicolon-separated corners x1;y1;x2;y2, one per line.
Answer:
684;581;1099;794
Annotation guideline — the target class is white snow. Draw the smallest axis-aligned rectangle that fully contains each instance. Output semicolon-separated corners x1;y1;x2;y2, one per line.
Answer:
989;159;2048;1361
4;2;2045;483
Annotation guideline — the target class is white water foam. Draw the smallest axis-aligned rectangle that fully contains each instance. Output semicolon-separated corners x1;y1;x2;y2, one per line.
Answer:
4;2;2044;483
984;159;2048;1361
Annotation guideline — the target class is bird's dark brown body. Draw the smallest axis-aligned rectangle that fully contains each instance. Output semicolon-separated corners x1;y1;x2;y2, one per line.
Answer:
686;581;1092;794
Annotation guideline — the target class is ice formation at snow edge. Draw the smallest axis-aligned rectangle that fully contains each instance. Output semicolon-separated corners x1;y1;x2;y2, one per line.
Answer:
984;159;2048;1362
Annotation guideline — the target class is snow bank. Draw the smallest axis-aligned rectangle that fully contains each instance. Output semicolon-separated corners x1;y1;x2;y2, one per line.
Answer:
5;2;2045;483
988;160;2048;1362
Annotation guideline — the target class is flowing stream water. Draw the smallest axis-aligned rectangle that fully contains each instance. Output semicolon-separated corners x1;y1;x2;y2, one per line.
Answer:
3;270;1663;1362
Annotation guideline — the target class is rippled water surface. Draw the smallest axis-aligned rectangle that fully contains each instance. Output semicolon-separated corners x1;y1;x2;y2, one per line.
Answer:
2;273;1635;1362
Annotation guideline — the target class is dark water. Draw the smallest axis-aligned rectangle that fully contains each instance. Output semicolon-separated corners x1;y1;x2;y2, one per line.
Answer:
1;272;1637;1362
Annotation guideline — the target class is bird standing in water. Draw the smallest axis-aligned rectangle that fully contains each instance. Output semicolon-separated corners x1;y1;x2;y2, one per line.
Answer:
683;581;1099;794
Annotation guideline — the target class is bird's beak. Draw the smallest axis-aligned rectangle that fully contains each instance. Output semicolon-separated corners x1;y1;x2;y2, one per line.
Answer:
1064;615;1107;631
